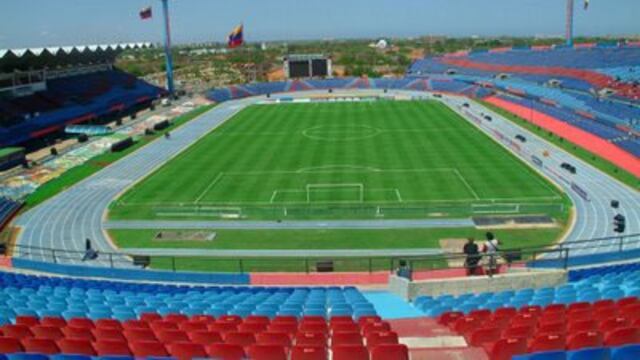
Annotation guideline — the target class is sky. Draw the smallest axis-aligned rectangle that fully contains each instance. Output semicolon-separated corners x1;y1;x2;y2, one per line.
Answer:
1;0;639;49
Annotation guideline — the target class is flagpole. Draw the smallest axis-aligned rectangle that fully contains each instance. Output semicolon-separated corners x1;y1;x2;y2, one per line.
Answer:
161;0;175;96
566;0;574;47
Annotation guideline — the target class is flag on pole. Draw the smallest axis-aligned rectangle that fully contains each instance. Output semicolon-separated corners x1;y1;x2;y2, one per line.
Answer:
228;24;244;48
139;6;152;20
584;0;590;10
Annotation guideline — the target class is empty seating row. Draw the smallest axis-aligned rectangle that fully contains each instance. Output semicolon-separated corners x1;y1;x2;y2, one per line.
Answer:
0;271;377;321
513;343;640;360
0;314;406;359
438;297;640;359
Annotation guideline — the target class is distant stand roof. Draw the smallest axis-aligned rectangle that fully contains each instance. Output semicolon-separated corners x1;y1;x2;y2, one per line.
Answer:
0;42;153;73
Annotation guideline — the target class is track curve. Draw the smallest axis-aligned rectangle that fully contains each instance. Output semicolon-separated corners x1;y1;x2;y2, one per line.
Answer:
13;90;640;266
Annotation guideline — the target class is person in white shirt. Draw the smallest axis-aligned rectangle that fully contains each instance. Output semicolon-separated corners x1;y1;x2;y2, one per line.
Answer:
482;232;500;276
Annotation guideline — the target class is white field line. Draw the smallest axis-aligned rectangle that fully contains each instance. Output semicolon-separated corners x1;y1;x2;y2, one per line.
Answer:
194;172;224;204
454;169;481;200
395;189;403;202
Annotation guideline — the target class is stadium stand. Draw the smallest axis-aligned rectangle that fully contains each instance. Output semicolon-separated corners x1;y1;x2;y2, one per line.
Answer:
0;197;22;231
0;44;165;149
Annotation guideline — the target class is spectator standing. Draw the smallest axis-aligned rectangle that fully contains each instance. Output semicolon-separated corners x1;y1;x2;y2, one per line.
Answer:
463;238;480;276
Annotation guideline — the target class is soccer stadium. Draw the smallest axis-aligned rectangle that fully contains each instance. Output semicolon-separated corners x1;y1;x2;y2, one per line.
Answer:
0;0;639;359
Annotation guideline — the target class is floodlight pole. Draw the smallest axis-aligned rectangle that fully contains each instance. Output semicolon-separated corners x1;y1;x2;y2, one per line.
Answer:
161;0;175;96
566;0;574;47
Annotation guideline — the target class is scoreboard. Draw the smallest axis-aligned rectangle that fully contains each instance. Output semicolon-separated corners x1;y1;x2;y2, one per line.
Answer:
284;54;332;79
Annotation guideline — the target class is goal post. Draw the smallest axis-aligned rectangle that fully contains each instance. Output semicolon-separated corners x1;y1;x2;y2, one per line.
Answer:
306;183;364;203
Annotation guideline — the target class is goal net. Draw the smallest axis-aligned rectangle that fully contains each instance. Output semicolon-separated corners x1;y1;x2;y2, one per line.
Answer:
306;183;364;203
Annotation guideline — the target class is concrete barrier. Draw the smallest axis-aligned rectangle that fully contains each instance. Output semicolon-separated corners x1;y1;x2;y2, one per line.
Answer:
389;268;567;301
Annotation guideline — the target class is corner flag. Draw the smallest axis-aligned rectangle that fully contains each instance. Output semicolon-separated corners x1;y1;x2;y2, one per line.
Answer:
228;24;244;48
139;6;152;20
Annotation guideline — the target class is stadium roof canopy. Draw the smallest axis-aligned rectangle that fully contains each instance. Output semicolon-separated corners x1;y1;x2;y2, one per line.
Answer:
0;42;153;73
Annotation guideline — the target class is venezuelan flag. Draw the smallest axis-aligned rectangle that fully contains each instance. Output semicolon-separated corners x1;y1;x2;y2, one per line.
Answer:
228;24;244;48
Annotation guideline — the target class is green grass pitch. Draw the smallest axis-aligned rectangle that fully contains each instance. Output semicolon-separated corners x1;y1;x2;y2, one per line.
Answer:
109;100;567;220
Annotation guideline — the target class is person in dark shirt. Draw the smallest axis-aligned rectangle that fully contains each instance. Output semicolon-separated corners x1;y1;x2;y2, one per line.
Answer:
463;237;480;276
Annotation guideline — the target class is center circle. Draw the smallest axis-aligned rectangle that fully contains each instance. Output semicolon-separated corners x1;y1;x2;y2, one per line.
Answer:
302;125;381;141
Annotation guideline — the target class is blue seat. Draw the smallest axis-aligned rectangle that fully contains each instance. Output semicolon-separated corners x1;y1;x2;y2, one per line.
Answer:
567;347;610;360
7;354;50;360
612;344;640;360
51;356;92;360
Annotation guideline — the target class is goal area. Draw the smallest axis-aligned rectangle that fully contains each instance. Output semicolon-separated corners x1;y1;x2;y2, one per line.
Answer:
306;183;364;203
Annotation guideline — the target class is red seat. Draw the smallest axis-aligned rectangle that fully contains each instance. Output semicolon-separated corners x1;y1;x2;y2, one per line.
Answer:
247;344;288;360
40;317;67;328
299;322;328;334
268;323;298;334
130;340;169;357
164;313;189;324
567;330;603;350
468;327;501;347
167;342;207;360
207;343;246;360
95;319;122;330
357;316;382;327
2;324;33;339
370;344;409;360
438;311;464;326
538;321;566;335
140;313;163;323
333;344;369;360
593;299;615;310
362;322;391;336
151;320;179;331
330;316;355;325
469;309;492;321
218;315;243;325
238;322;268;333
291;345;327;360
487;338;527;360
568;302;592;313
123;319;151;330
93;328;126;341
528;333;566;353
503;325;534;339
15;316;39;327
156;329;190;343
62;325;95;340
57;338;96;355
599;317;629;333
208;322;238;333
489;316;511;330
331;322;360;334
365;331;398;348
568;319;597;333
68;318;95;329
256;332;292;347
568;309;593;322
224;331;256;347
520;305;542;315
94;339;132;356
295;332;326;347
301;316;325;324
333;331;364;346
452;317;482;335
604;327;640;346
246;316;271;325
494;307;517;319
180;321;209;332
273;316;298;325
190;314;216;323
594;308;619;322
188;330;223;345
512;313;538;327
31;325;64;340
0;336;23;352
21;338;59;354
124;328;157;342
620;304;640;321
543;304;566;314
617;297;638;307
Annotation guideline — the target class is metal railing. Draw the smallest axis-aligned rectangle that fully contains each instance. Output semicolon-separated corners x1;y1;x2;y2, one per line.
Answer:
6;233;640;274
